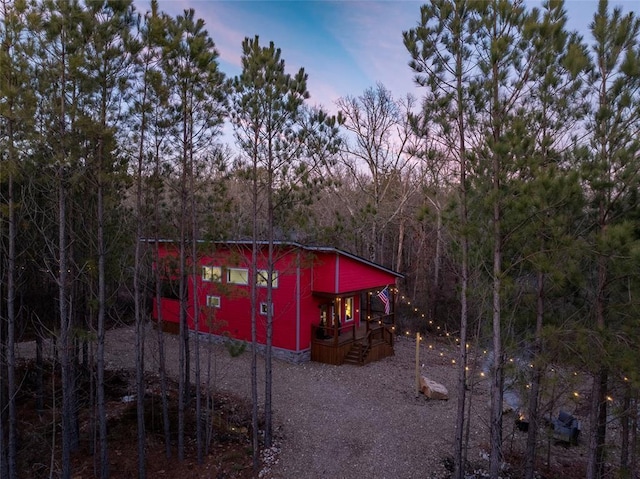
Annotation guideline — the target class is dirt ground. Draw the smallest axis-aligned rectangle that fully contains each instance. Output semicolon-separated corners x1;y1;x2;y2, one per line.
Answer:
15;324;596;478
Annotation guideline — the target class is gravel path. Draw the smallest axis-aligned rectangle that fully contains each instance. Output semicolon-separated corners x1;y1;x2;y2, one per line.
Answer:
17;324;492;478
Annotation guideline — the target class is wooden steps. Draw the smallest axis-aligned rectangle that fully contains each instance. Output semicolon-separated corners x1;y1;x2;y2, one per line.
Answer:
342;342;370;365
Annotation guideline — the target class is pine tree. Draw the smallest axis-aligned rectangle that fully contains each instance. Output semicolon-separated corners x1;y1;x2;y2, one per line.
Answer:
161;7;225;461
231;35;340;469
404;2;478;475
80;2;136;476
583;2;640;478
34;1;89;475
0;1;37;476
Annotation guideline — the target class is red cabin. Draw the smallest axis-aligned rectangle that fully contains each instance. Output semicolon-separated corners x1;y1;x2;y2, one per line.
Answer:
152;241;402;364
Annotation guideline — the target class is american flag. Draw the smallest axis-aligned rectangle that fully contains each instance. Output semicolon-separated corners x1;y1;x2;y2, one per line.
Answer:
377;287;390;315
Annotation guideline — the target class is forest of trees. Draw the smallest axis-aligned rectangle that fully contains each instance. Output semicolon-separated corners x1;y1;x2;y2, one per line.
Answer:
1;0;639;478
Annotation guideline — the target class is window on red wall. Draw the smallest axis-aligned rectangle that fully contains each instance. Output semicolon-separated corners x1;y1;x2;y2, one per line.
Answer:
344;296;354;322
260;302;273;315
206;295;221;308
227;268;249;285
257;269;279;288
202;266;222;282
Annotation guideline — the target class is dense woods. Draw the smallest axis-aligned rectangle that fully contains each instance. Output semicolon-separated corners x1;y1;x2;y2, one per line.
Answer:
1;0;639;478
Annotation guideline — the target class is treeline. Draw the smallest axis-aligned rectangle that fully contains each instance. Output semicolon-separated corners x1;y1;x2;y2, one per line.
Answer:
0;0;639;479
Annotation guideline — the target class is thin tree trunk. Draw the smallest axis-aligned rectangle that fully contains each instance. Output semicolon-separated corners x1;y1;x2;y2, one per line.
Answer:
190;147;203;463
630;396;637;478
453;10;469;474
620;384;630;478
153;159;171;459
265;245;273;449
134;76;149;479
178;226;187;461
587;239;608;479
59;172;73;479
489;17;504;474
96;179;108;479
587;369;608;479
251;136;260;474
36;323;44;415
6;132;18;479
154;247;171;459
525;271;545;479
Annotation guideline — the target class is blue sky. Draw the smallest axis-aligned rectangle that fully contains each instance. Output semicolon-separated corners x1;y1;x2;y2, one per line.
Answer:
149;0;640;114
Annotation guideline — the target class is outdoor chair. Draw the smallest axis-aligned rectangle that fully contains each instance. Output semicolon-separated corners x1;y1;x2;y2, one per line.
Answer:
552;410;580;445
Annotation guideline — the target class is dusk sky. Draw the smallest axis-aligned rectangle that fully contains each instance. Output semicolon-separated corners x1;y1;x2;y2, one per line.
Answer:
148;1;640;114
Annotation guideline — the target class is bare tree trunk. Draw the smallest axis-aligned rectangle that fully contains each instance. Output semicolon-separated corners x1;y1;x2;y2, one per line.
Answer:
630;396;638;478
0;208;9;479
153;160;171;459
587;248;608;479
489;137;504;479
178;230;187;461
395;219;405;274
59;173;73;479
251;138;260;474
96;179;108;479
620;384;630;478
525;271;545;479
191;167;203;464
0;336;6;479
6;138;17;479
587;369;608;479
265;160;274;449
489;25;504;475
154;248;171;459
36;323;44;415
453;14;469;474
134;82;148;479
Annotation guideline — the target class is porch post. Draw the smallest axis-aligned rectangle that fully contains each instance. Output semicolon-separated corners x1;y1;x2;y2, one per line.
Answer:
333;301;339;346
366;291;371;334
391;287;395;347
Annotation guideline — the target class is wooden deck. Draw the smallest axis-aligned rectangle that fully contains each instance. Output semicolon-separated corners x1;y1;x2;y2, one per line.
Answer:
310;322;394;366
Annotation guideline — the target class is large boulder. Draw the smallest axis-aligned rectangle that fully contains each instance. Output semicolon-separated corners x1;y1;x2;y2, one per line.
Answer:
420;376;449;400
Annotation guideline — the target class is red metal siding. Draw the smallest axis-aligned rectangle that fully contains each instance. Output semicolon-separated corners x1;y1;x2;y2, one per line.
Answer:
153;243;399;354
189;246;300;351
336;255;397;292
311;251;337;292
312;253;397;294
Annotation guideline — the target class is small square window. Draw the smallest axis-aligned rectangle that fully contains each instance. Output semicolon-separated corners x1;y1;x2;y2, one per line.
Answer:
202;266;222;282
206;295;221;308
257;270;279;288
260;302;273;316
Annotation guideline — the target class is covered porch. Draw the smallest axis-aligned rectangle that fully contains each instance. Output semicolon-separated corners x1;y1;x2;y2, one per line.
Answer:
310;320;395;365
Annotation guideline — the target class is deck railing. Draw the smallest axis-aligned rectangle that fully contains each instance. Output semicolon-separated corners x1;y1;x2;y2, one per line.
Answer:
310;320;394;365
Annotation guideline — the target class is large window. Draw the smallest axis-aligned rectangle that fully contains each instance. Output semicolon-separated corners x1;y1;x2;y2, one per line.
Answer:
227;268;249;285
257;269;279;288
202;265;222;282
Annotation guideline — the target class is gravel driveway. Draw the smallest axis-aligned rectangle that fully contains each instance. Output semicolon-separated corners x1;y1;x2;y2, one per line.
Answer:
18;324;492;478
